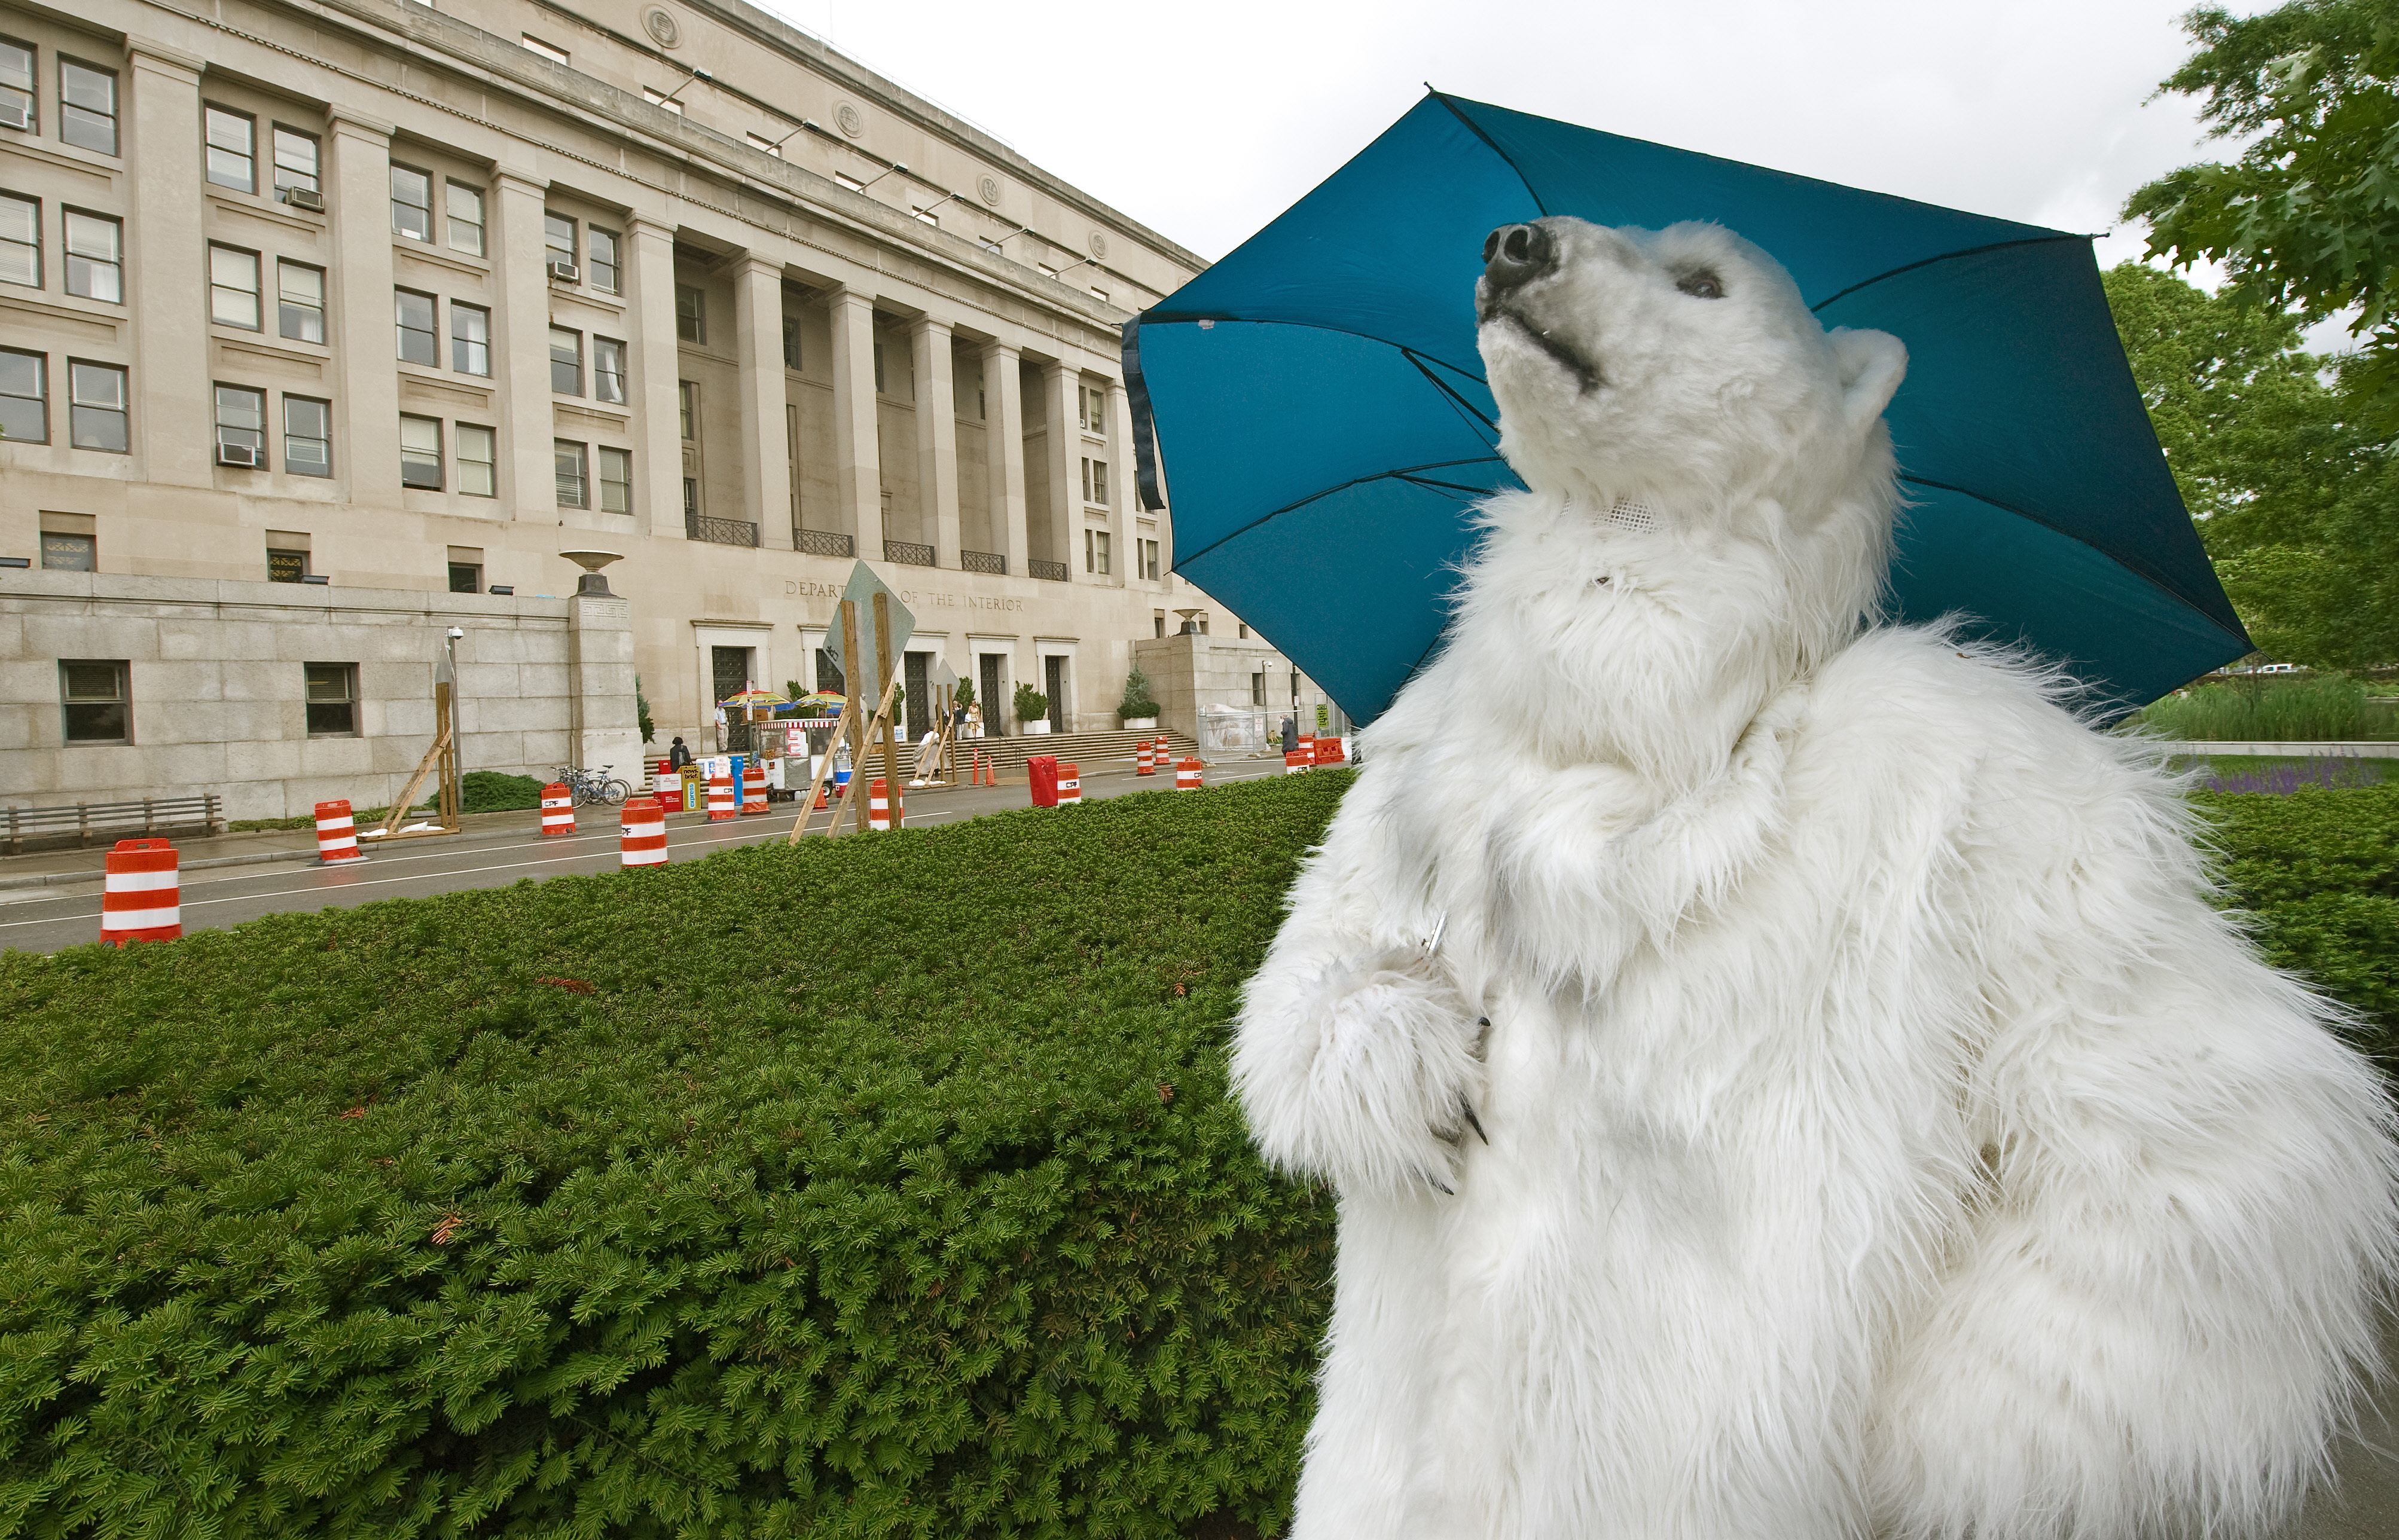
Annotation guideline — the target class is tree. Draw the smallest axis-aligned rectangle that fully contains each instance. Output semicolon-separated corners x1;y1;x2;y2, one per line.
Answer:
2104;261;2399;667
2123;0;2399;418
1116;666;1159;721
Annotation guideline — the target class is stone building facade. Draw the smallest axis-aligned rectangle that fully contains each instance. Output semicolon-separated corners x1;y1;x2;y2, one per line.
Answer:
0;0;1280;818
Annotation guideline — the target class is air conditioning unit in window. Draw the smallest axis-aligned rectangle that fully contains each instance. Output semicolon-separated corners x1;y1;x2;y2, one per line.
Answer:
283;187;326;212
547;260;580;283
216;442;260;468
0;102;30;130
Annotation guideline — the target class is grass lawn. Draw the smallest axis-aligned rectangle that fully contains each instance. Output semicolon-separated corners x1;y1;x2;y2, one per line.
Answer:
0;771;2393;1537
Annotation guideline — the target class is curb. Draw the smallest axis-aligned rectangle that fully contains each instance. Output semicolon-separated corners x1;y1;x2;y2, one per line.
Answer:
0;845;318;893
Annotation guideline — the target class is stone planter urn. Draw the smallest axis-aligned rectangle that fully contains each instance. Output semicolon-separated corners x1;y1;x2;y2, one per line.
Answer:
1021;719;1052;735
1122;716;1158;731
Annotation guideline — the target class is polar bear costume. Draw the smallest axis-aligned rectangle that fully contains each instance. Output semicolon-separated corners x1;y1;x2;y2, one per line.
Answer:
1231;218;2399;1540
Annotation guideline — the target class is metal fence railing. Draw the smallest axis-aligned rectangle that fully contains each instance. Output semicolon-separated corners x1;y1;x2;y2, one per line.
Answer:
1028;558;1069;582
793;527;854;558
687;514;759;548
884;540;936;567
960;549;1006;575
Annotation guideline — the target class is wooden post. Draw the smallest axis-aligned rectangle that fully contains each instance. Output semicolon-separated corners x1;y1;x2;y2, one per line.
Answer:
437;680;461;831
872;590;902;829
841;599;868;835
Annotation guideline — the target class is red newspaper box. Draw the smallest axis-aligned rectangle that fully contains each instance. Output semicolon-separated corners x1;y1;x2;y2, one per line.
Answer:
1027;754;1061;808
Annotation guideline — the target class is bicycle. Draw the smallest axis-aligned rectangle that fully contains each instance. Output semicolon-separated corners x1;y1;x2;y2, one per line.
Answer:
556;765;633;806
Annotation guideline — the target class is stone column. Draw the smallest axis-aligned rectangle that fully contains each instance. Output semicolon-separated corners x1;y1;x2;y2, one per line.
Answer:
826;288;881;556
323;110;403;499
1107;378;1136;588
124;44;210;487
628;219;685;540
567;588;642;772
910;316;960;567
981;342;1027;575
1042;360;1078;577
733;257;792;549
493;172;554;522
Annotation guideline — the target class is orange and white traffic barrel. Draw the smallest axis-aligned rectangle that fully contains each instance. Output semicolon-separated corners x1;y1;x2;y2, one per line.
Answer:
314;799;365;863
540;783;575;837
869;777;904;831
706;773;736;822
1136;740;1155;776
99;838;181;945
1058;762;1082;805
1176;757;1203;791
741;762;768;817
620;796;667;867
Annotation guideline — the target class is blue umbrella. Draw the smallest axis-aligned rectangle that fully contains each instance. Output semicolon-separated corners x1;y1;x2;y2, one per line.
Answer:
1122;91;2248;724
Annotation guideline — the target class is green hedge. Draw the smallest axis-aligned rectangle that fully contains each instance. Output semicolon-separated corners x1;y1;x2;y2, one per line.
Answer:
0;776;1346;1538
3;775;2395;1539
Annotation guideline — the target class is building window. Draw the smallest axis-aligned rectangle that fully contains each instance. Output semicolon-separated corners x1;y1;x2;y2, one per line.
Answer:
872;338;885;393
0;191;37;287
1251;672;1265;706
42;528;93;570
389;164;432;242
590;337;625;404
682;476;699;520
270;126;319;201
520;33;568;65
60;660;129;742
204;106;254;192
447;560;480;593
544;212;575;273
1079;383;1107;433
214;383;265;465
1085;528;1110;575
277;261;324;343
267;548;307;582
395;288;437;365
456;423;495;496
399;413;442;488
209;244;260;328
642;85;683;116
0;347;45;442
304;662;357;736
554;439;587;507
450;302;490;375
67;359;126;451
1081;456;1108;506
445;181;483;255
677;380;696;440
62;210;118;302
782;316;802;371
57;60;115;155
284;395;331;476
0;38;32;133
1237;623;1249;639
1138;537;1160;580
674;283;704;343
549;327;582;395
599;445;631;512
587;227;619;293
747;132;780;157
1089;288;1109;305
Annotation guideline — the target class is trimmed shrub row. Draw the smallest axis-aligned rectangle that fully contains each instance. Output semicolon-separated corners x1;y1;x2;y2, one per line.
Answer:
1;775;2395;1536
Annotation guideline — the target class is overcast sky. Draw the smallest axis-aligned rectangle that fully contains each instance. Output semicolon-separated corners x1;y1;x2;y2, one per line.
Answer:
754;0;2256;272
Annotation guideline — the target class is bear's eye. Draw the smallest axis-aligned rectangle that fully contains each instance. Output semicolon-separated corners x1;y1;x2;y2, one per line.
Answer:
1677;271;1725;300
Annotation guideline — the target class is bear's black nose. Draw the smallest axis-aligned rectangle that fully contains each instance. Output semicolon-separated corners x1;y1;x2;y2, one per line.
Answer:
1482;222;1554;295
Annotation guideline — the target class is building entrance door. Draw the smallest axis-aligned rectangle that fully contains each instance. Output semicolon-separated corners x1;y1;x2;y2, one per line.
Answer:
1043;655;1068;735
904;652;930;741
979;654;1005;737
711;646;751;751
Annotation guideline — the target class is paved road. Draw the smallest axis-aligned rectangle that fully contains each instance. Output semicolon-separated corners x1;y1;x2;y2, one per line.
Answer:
0;758;1298;955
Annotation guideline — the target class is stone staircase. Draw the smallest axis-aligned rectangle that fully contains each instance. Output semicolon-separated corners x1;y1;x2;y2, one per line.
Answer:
947;728;1200;783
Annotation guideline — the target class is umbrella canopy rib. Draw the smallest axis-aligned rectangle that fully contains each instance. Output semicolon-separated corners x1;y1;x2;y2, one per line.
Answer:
1175;457;1513;567
1809;235;2095;314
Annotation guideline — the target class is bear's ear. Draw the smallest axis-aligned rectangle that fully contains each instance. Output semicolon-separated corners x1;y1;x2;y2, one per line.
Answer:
1830;328;1906;432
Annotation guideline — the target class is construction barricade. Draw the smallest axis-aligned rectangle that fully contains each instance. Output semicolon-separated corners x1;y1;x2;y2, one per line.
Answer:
706;773;737;822
1284;749;1311;774
314;799;365;863
1027;754;1060;808
540;783;575;837
620;796;667;867
868;778;904;831
1316;736;1347;766
1176;757;1204;791
1057;763;1082;805
741;761;768;816
1136;740;1155;776
99;838;181;945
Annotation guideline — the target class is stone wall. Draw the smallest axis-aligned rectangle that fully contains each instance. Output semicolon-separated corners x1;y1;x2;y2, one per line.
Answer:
0;573;637;820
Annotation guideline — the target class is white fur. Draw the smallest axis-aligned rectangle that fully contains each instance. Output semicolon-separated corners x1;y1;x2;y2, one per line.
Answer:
1232;218;2398;1539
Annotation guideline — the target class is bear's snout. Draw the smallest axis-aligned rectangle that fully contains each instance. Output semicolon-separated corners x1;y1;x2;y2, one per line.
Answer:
1482;222;1555;299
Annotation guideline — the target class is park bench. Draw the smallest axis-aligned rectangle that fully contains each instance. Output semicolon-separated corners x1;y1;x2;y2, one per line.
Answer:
2;794;225;854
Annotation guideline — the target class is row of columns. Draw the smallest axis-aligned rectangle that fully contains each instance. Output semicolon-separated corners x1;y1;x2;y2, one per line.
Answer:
117;41;1149;584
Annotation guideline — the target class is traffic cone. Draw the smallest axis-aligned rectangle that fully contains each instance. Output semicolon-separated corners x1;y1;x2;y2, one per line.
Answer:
99;838;181;945
620;796;668;867
540;783;575;836
1176;757;1203;791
